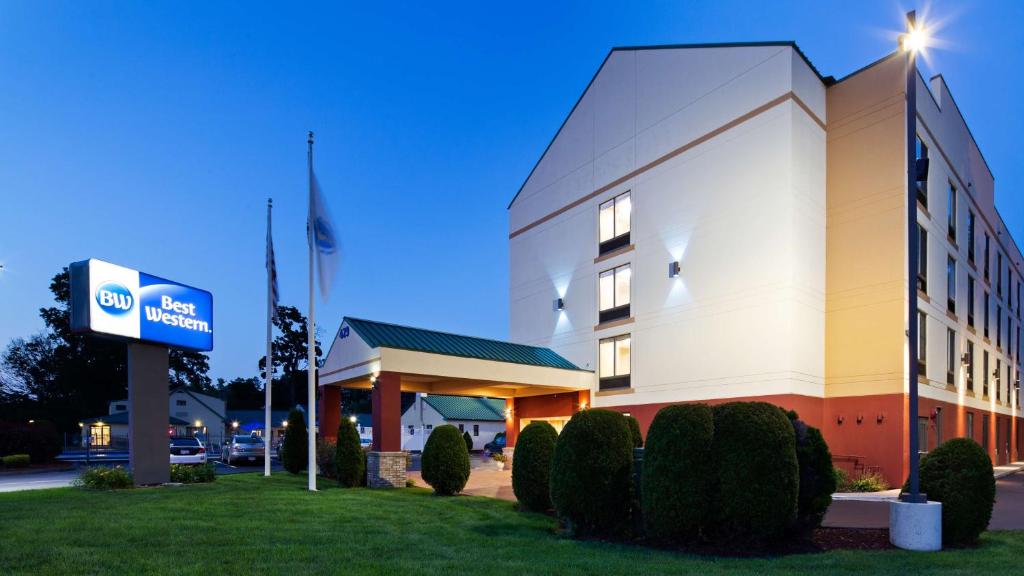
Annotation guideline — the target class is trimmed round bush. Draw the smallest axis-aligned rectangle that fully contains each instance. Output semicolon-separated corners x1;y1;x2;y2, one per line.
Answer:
512;420;559;512
422;424;470;495
463;430;473;453
791;419;835;531
642;404;714;543
281;408;308;474
918;438;995;546
710;402;798;544
624;415;643;448
2;454;30;468
550;409;634;538
335;418;365;487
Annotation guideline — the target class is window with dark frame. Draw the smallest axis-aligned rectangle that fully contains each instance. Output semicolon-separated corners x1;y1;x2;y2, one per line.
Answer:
947;255;956;314
598;191;631;255
473;424;479;437
968;275;975;327
985;292;990;338
918;310;927;376
598;264;631;324
918;225;928;293
984;350;990;397
967;210;976;263
947;181;957;241
916;136;928;207
967;411;974;440
996;358;1002;402
946;328;956;386
599;334;631;390
966;339;975;392
998;252;1004;298
997;305;1002;349
176;399;186;406
984;233;991;281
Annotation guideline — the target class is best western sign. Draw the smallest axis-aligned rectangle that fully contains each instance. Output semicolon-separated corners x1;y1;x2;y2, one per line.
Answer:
70;259;214;351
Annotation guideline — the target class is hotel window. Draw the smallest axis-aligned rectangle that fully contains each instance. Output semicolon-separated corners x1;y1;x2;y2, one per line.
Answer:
997;306;1002;349
984;292;990;338
967;276;975;327
997;252;1004;298
917;225;928;293
946;328;956;386
598;264;631;324
947;182;957;241
947;256;956;314
966;339;975;392
598;191;631;254
599;334;631;390
916;136;928;207
473;424;479;437
967;210;976;263
1007;364;1012;405
983;351;989;397
1018;281;1022;319
917;311;927;375
996;358;1002;401
984;233;990;281
967;412;974;440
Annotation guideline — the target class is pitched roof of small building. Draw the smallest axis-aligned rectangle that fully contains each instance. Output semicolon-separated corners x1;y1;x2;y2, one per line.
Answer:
83;412;190;426
344;317;583;371
422;395;506;422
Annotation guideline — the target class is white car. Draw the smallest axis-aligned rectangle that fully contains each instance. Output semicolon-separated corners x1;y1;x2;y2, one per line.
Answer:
169;437;207;464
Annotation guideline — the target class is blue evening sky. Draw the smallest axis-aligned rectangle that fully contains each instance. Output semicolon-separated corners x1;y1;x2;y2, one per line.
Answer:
2;1;1022;381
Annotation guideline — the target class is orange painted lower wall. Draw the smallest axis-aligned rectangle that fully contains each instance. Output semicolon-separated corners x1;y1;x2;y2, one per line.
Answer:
508;391;1022;487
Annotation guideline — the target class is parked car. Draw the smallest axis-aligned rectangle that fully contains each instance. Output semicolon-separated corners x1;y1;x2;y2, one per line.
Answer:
484;432;506;455
222;435;266;465
169;437;206;465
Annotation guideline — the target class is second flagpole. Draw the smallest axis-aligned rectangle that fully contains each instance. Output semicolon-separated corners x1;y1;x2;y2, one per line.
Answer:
265;198;273;477
306;131;317;492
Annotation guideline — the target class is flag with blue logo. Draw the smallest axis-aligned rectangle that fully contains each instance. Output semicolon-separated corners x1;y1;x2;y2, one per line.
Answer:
309;169;339;299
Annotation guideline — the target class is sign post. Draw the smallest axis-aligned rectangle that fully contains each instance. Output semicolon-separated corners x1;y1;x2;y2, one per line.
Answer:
70;258;214;486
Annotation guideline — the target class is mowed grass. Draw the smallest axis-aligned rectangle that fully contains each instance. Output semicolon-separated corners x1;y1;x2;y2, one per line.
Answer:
0;473;1021;576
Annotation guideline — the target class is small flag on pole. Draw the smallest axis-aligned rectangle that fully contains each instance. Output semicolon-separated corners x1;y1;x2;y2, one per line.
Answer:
266;205;280;322
309;169;339;299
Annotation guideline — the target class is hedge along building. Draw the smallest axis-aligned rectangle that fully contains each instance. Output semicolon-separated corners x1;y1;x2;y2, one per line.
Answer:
507;42;1022;485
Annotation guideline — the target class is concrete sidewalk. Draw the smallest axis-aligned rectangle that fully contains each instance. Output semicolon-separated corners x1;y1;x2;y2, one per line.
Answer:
831;461;1024;502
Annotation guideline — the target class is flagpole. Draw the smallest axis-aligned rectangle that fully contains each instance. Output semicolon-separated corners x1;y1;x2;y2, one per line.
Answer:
306;131;317;492
264;197;273;477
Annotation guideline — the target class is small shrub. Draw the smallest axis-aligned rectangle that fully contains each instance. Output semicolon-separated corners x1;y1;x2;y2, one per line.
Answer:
788;416;836;532
833;467;850;491
710;402;798;545
624;415;644;448
917;438;995;546
281;409;308;474
335;418;365;488
847;471;888;492
422;424;470;495
642;404;714;543
170;463;216;483
550;409;634;538
492;452;507;463
511;420;558;512
1;454;30;467
463;431;473;453
75;466;133;490
405;478;417;488
317;439;337;480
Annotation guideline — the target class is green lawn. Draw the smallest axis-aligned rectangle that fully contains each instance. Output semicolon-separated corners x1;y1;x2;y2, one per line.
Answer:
0;473;1020;575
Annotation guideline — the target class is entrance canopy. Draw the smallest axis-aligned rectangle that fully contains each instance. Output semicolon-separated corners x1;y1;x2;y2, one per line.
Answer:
319;317;593;397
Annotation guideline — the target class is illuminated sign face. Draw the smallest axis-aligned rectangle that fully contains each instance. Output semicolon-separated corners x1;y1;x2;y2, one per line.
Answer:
70;259;213;351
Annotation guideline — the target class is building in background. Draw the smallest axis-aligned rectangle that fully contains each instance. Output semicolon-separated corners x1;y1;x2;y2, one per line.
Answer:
400;394;506;452
81;386;226;448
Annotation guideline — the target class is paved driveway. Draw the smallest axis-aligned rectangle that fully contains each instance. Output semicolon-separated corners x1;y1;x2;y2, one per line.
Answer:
0;470;79;493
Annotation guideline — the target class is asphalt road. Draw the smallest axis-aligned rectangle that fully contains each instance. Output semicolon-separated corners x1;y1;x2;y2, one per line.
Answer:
0;458;284;491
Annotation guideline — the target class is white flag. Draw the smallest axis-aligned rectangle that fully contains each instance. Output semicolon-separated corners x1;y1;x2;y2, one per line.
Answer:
308;169;339;298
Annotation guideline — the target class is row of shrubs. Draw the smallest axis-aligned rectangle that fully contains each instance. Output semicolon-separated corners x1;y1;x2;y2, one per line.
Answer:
73;463;218;489
1;454;31;468
511;403;834;547
0;420;61;464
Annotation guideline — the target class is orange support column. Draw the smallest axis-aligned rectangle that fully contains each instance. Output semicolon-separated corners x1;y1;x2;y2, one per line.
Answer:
371;372;402;452
577;390;590;412
505;398;518;448
319;386;341;442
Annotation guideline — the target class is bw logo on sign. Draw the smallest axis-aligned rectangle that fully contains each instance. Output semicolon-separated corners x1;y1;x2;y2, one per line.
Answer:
96;282;134;316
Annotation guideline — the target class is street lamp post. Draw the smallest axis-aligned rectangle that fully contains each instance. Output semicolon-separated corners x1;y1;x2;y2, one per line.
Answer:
902;9;928;505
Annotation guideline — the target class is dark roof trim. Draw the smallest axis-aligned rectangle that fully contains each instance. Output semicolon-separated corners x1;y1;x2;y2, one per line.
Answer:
506;41;822;210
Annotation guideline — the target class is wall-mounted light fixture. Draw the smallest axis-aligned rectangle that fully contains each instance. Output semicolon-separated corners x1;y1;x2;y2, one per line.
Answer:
877;413;885;423
579;401;588;410
504;407;512;419
856;414;864;424
837;415;845;425
668;261;681;278
553;297;565;312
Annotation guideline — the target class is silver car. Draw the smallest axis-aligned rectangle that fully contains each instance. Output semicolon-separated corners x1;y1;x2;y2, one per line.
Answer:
222;435;266;465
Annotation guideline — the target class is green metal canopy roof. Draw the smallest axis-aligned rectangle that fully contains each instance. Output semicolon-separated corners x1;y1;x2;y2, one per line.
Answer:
344;317;584;371
422;395;506;422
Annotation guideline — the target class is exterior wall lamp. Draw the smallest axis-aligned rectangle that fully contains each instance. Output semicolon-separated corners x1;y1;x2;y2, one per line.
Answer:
553;297;565;312
668;261;681;278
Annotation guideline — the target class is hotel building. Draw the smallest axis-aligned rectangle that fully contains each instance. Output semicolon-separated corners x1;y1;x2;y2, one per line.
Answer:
321;41;1021;487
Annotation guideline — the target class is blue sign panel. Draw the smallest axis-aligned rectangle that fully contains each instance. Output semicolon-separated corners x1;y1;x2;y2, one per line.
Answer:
70;259;214;351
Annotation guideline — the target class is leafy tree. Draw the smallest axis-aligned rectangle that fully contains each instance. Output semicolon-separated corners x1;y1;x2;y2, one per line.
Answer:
258;305;322;410
215;377;264;410
0;268;211;431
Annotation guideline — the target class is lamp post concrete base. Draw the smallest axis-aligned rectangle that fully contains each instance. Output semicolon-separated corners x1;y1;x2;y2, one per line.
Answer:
889;500;942;551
